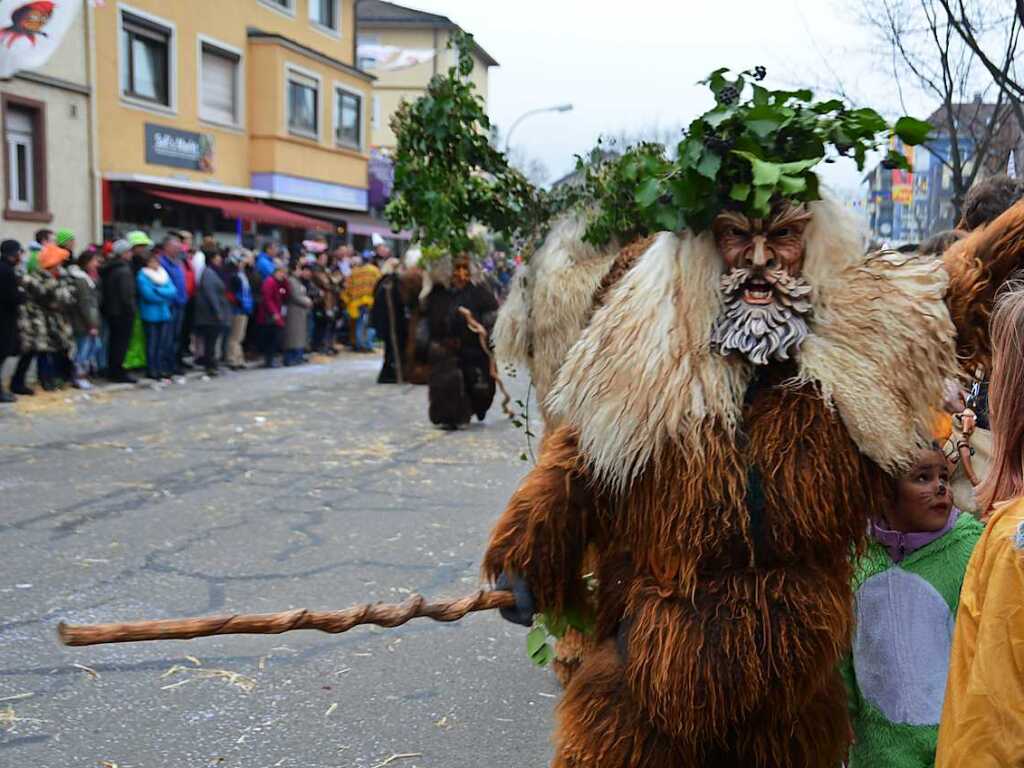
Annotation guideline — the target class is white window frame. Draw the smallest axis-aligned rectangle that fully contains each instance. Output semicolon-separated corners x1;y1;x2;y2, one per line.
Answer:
333;82;365;151
357;33;379;71
6;128;33;212
284;63;322;141
197;35;245;130
308;0;342;38
257;0;295;18
371;94;381;131
117;3;177;115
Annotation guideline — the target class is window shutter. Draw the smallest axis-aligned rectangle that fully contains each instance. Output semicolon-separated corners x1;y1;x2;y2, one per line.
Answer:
202;48;237;125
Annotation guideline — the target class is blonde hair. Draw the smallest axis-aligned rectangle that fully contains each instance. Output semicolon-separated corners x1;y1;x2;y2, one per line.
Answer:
978;284;1024;511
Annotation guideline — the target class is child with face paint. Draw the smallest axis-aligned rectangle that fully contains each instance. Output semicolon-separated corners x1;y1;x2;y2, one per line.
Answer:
841;443;983;768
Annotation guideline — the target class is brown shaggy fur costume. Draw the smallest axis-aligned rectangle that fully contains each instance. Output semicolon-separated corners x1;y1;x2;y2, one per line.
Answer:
483;198;1024;767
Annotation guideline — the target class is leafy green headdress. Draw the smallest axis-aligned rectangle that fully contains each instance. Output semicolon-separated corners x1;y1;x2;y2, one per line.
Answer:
570;68;931;245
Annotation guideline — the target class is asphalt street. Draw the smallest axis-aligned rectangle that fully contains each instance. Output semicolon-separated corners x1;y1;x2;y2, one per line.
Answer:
0;353;556;768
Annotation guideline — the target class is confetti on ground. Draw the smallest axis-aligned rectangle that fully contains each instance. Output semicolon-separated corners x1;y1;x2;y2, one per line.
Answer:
160;663;256;693
0;692;33;703
324;703;337;717
73;663;100;679
369;753;423;768
0;704;47;732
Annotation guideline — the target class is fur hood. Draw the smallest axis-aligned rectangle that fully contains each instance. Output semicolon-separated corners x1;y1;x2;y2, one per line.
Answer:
492;214;619;415
545;199;959;492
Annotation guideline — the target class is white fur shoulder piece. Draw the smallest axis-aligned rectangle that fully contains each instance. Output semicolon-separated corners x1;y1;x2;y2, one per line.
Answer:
546;230;750;492
796;250;959;474
493;213;618;407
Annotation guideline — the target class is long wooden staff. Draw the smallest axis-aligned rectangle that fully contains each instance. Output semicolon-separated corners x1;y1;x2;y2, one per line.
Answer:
58;590;514;648
457;306;515;418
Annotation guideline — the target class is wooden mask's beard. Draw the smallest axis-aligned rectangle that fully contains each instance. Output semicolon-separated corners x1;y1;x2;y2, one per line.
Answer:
711;268;813;365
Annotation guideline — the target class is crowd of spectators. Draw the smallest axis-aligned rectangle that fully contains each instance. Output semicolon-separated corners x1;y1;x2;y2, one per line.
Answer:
0;227;477;403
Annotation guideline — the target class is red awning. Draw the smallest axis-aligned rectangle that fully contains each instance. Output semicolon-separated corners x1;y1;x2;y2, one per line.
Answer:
143;187;332;230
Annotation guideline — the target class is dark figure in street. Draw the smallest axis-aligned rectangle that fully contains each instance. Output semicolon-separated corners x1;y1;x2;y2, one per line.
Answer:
424;255;498;428
0;239;25;402
372;257;408;384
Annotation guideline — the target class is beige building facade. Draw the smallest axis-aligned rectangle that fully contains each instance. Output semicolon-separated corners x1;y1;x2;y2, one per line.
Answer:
1;1;99;245
357;1;496;151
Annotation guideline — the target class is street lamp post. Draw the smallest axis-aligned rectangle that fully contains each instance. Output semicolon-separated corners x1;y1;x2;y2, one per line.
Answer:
504;103;574;154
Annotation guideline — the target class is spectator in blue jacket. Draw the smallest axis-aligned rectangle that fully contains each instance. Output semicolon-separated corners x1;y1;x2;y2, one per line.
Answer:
137;251;178;381
158;236;187;375
255;240;280;283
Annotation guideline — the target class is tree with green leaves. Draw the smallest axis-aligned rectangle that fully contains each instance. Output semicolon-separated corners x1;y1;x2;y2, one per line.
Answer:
385;31;545;258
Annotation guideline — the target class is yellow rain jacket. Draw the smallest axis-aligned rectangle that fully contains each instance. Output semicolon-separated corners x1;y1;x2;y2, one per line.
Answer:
936;497;1024;767
343;263;381;320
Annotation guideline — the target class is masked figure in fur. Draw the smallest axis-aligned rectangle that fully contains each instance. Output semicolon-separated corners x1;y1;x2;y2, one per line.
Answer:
483;187;1024;766
424;255;500;429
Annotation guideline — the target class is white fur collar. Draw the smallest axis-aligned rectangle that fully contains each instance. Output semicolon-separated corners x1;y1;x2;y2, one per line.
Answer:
142;265;170;285
546;200;959;492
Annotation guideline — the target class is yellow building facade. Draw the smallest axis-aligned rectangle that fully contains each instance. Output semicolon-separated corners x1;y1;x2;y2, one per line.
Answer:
93;0;373;240
356;1;496;151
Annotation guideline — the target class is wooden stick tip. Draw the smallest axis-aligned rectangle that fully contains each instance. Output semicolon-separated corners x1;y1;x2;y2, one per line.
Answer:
56;622;73;645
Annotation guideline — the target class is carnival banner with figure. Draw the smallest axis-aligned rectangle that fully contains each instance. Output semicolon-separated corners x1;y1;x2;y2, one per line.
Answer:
0;0;81;79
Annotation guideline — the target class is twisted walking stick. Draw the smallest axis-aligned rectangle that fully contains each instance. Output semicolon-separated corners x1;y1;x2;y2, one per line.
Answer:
457;306;515;418
58;590;514;647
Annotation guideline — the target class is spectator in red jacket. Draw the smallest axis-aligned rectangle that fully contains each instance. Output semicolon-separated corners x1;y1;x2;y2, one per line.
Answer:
257;264;289;368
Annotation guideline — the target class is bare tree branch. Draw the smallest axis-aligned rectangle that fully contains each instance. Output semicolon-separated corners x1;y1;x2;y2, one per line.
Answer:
858;0;1018;226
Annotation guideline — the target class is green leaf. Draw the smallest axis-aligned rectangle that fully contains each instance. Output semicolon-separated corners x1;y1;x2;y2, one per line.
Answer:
777;157;820;175
884;149;912;171
730;182;751;201
853;143;867;170
531;643;554;667
811;99;845;114
751;185;774;216
744;105;791;138
893;116;932;146
696;149;722;179
679;137;703;166
654;206;682;231
703;107;734;128
622;157;640;181
732;150;781;186
635;177;662;208
701;67;730;92
778;174;807;196
847;107;889;134
527;626;547;657
772;88;813;104
804;172;821;201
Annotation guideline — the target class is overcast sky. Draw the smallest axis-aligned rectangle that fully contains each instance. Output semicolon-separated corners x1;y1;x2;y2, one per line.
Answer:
388;0;937;196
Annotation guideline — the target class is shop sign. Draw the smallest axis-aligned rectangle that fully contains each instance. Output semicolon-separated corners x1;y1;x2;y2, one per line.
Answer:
145;124;214;172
